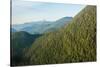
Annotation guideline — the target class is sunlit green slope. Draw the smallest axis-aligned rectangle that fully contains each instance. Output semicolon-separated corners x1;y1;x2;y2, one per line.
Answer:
24;6;96;65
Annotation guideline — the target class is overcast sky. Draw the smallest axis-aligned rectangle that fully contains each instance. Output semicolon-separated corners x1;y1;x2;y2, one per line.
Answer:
12;0;86;24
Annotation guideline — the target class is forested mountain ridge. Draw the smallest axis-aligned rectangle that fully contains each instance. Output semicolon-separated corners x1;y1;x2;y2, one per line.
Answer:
24;6;96;65
11;31;42;65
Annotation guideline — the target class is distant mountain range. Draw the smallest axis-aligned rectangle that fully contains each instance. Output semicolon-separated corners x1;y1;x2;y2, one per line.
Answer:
11;28;16;32
12;17;72;34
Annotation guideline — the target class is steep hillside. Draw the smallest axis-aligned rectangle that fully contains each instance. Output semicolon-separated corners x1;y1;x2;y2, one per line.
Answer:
24;6;96;65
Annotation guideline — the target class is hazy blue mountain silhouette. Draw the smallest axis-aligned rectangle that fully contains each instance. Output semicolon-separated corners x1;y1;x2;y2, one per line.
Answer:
11;28;17;32
12;17;72;34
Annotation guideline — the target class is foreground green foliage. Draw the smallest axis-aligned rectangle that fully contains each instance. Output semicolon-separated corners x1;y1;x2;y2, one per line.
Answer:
11;6;96;66
23;6;96;65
